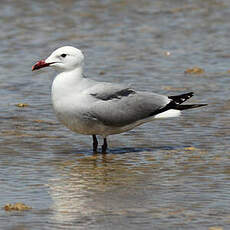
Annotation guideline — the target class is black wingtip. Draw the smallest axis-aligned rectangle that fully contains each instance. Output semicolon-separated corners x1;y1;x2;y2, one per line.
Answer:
168;92;194;105
176;104;208;110
150;92;207;117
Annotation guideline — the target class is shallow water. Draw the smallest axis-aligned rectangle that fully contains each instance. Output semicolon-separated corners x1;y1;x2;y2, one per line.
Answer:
0;0;230;229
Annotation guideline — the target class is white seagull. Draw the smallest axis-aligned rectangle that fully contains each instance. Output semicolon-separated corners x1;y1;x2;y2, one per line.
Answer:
32;46;207;153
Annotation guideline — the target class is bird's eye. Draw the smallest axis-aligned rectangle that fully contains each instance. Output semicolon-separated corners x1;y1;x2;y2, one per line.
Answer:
61;54;67;58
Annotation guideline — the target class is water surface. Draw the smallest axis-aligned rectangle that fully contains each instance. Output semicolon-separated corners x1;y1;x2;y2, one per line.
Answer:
0;0;230;229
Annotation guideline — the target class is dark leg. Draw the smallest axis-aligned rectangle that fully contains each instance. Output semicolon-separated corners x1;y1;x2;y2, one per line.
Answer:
92;135;98;153
102;138;107;153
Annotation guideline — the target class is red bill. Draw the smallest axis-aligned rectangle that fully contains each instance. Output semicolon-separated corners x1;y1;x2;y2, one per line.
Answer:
32;60;51;71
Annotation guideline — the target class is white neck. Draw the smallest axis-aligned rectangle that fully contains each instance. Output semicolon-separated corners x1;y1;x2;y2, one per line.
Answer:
51;66;84;102
58;66;83;81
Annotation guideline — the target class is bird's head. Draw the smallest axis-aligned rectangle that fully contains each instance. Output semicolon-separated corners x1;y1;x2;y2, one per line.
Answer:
32;46;84;72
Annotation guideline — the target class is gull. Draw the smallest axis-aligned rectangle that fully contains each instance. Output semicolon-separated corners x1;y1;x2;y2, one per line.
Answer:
32;46;207;153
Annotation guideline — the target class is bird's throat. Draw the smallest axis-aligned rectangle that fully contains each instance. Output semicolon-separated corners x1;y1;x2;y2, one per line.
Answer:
51;67;84;101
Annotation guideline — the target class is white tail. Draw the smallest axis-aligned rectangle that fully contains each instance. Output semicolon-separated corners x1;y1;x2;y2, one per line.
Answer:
154;109;181;119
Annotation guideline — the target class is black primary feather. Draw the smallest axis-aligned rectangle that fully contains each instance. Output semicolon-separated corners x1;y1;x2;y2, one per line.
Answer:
175;104;207;110
150;92;207;116
168;92;194;104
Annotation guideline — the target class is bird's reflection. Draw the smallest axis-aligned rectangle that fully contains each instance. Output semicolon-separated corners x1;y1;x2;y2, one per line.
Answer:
47;144;188;224
47;148;152;223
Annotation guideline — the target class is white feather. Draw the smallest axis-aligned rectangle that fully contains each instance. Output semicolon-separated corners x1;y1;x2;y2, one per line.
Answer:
154;109;181;119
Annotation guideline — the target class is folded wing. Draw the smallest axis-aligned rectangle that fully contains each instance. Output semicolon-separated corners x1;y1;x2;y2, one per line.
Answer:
88;83;170;127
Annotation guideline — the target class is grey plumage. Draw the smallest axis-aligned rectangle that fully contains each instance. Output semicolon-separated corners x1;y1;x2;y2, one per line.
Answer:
88;84;169;127
88;87;206;127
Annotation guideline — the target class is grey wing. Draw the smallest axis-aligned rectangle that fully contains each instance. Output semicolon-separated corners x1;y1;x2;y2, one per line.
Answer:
88;84;170;127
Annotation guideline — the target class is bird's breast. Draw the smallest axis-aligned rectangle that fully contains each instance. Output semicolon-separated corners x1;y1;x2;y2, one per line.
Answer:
52;95;92;134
